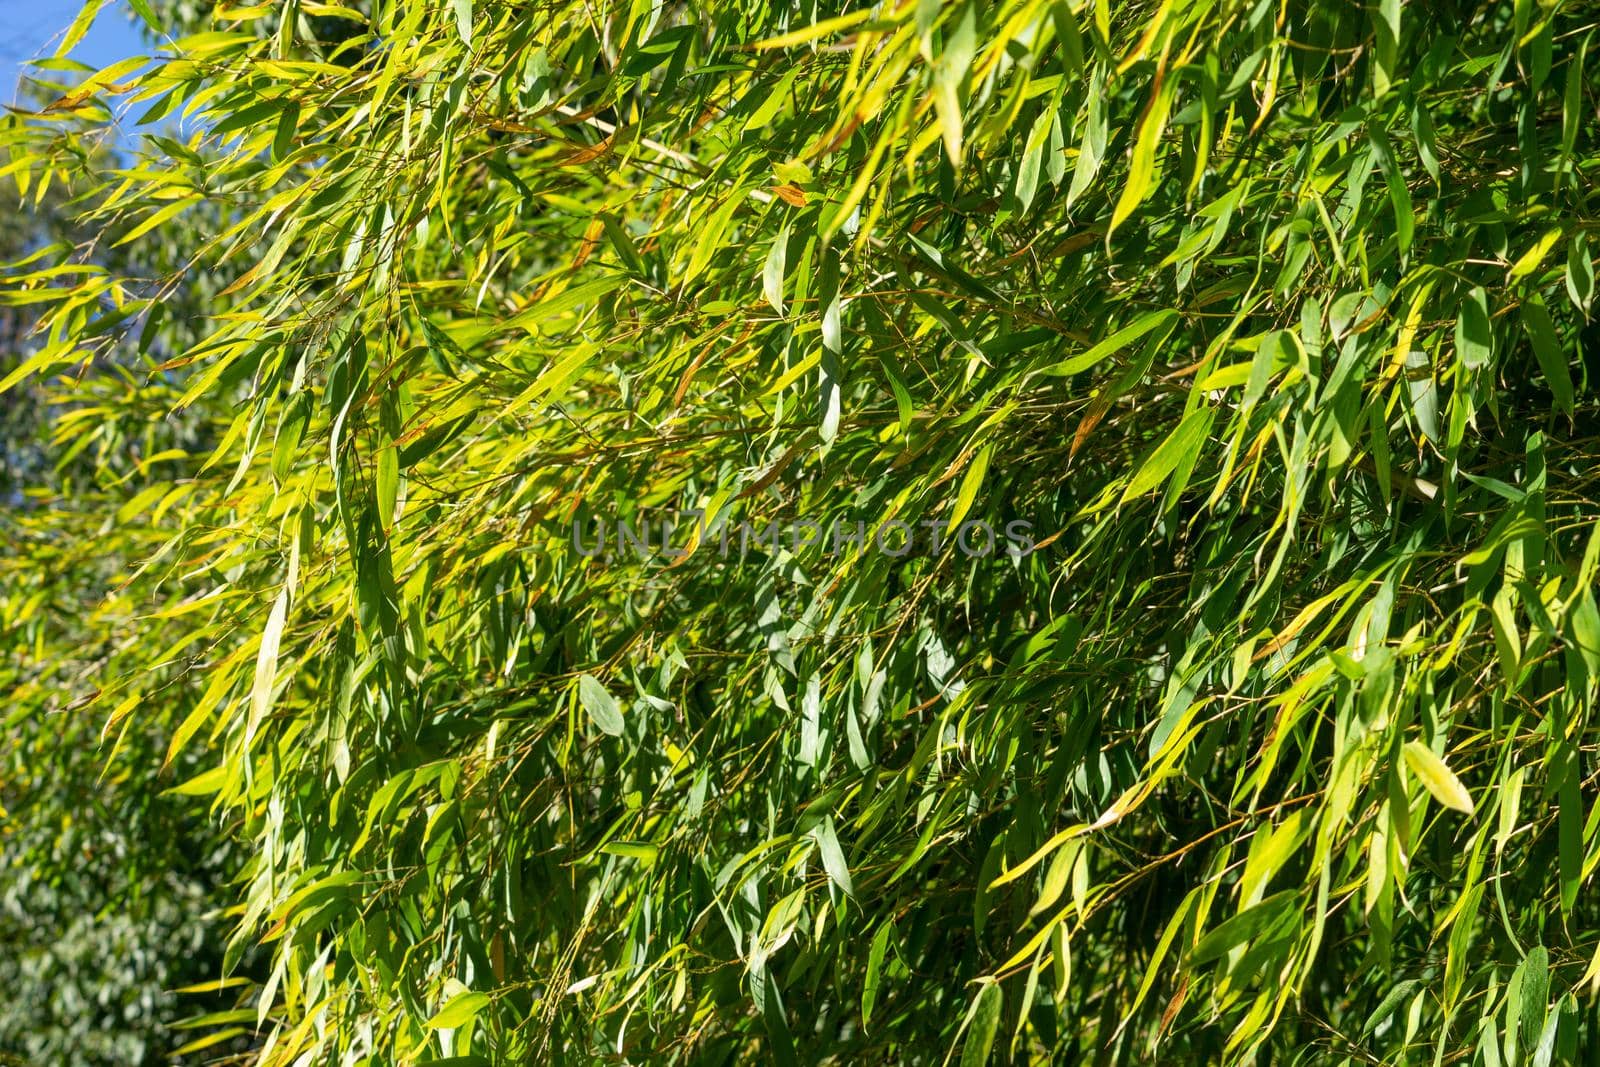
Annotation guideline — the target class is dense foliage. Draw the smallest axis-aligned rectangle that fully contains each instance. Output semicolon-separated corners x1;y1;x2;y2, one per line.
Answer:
3;0;1600;1062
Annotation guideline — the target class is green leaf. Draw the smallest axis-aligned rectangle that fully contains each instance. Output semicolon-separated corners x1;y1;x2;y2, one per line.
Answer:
1516;946;1550;1056
125;0;159;32
752;8;873;50
1570;589;1600;680
763;226;788;315
1456;287;1492;369
818;247;842;443
599;213;646;276
600;840;659;864
1067;71;1106;206
452;0;473;46
1371;0;1401;94
1566;235;1594;310
1362;979;1420;1036
1557;743;1583;914
813;816;854;897
578;673;624;736
1041;309;1178;378
1029;839;1080;917
1014;106;1052;212
1368;126;1413;255
958;979;1002;1067
1522;299;1574;415
376;442;399;529
1404;349;1439;443
1243;330;1285;410
863;921;892;1026
1121;407;1214;503
426;990;491;1029
1497;765;1527;856
945;442;993;536
273;102;299;164
1189;890;1298;964
1561;35;1588;167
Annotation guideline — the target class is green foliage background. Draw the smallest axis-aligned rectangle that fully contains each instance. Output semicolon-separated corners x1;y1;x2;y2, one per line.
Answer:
3;0;1600;1063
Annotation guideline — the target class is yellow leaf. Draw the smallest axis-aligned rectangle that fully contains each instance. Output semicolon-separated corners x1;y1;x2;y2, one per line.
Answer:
1110;77;1177;235
1509;227;1563;280
426;990;491;1029
56;0;107;57
945;442;994;537
752;9;873;50
988;823;1088;890
245;589;289;745
1403;740;1474;815
163;765;228;797
114;196;203;248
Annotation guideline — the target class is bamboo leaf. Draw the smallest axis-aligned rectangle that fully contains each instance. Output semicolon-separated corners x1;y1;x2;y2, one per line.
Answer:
763;226;789;315
426;991;491;1029
577;674;624;736
1121;408;1213;503
1403;741;1474;815
1456;287;1492;369
813;816;854;897
1522;298;1574;415
1110;76;1176;235
246;588;289;744
958;980;1002;1067
945;442;993;536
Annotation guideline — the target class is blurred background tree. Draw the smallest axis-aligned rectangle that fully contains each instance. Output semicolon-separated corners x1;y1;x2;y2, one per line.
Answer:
0;67;258;1067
